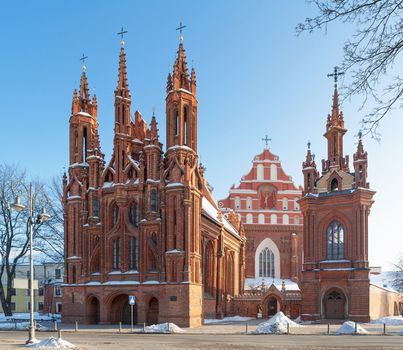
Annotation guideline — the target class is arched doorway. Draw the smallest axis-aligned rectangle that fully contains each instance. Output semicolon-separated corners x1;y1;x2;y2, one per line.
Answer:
324;290;346;319
147;297;159;325
86;296;100;324
267;297;279;317
110;294;137;324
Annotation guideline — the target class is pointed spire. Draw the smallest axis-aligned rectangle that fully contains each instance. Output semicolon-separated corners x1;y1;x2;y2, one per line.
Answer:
79;70;90;101
190;67;197;95
166;72;173;93
173;42;190;91
116;46;130;97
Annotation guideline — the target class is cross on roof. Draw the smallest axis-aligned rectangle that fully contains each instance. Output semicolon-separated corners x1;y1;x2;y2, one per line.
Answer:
176;22;186;42
262;134;272;148
80;54;88;71
307;140;311;150
117;27;128;46
327;66;345;84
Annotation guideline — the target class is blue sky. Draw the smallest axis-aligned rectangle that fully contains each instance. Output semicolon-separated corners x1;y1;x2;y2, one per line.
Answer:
0;1;401;269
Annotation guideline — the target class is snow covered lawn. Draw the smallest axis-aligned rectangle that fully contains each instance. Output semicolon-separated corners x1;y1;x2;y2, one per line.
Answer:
370;316;403;325
204;316;255;324
254;312;301;334
143;322;184;333
26;337;77;349
336;321;368;335
0;321;49;331
0;313;60;322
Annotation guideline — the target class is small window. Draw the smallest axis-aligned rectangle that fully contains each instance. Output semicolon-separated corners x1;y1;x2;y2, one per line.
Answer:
129;237;138;270
10;288;16;296
93;197;99;217
113;239;121;270
271;214;277;224
283;214;289;225
246;214;253;224
11;302;16;311
55;268;61;280
112;204;119;227
38;287;44;296
294;198;300;211
258;214;265;224
54;286;62;296
246;197;252;210
38;302;44;311
270;164;277;180
257;164;264;181
331;178;339;192
294;216;300;225
56;302;62;313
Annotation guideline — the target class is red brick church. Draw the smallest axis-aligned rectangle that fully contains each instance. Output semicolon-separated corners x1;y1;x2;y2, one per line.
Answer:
62;38;246;327
62;34;399;326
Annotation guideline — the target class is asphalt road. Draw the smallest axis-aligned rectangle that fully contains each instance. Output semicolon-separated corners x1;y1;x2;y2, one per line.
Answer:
0;331;402;350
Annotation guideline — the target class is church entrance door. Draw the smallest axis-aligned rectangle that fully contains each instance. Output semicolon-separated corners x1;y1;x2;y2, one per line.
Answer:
110;294;137;324
267;297;278;317
147;297;159;325
324;290;345;319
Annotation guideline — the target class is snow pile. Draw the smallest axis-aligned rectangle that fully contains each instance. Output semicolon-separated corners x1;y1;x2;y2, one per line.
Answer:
204;316;254;324
26;337;77;349
254;312;301;334
143;322;184;333
336;321;368;335
370;316;403;325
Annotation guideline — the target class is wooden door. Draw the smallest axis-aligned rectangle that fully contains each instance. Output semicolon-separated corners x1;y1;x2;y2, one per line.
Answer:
325;291;345;319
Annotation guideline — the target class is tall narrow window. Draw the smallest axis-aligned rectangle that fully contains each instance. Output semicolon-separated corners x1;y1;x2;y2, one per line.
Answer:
183;107;188;145
83;127;87;162
93;197;99;218
258;213;265;224
294;198;300;211
112;204;119;227
257;164;264;180
129;201;138;227
150;189;157;212
129;237;138;270
122;150;125;170
175;111;179;136
283;214;289;225
327;221;344;259
331;178;339;191
113;238;120;270
282;197;288;210
271;214;277;224
234;197;241;210
259;248;275;277
270;164;277;180
246;197;252;209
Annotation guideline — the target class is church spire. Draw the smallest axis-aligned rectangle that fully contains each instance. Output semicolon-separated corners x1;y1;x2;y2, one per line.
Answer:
173;42;190;91
353;131;369;188
115;46;130;98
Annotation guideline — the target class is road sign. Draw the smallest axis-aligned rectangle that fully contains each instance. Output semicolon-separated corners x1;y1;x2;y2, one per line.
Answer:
129;295;135;305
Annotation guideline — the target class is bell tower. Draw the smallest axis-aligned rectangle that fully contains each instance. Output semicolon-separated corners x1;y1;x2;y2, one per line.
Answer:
163;30;203;327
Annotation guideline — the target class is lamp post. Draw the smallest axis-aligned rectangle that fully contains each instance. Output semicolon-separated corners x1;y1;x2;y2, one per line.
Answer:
11;183;50;344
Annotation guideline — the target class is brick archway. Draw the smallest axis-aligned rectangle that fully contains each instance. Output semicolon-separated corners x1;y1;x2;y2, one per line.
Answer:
109;294;137;324
146;297;159;325
262;293;283;318
86;295;100;324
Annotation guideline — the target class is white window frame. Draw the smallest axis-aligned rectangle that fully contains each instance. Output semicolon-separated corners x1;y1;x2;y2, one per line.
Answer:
254;238;280;278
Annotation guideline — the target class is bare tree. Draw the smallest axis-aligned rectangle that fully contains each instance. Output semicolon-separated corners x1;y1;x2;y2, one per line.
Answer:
297;0;402;138
0;165;62;316
391;254;403;292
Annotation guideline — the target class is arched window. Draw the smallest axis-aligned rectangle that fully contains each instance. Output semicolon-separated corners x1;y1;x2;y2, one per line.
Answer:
112;204;119;227
270;164;277;180
204;242;214;295
331;178;339;192
282;197;288;210
175;111;179;136
259;248;275;277
283;214;289;225
327;221;345;259
246;214;253;224
270;214;277;224
149;233;157;271
257;164;264;180
294;216;300;225
246;197;252;209
150;189;157;212
234;196;241;210
294;198;300;211
129;201;138;227
258;213;265;224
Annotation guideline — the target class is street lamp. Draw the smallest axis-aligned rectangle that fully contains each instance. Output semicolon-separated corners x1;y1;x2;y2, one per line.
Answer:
11;183;50;344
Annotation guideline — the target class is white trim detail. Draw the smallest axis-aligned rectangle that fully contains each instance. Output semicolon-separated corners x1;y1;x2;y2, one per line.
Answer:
254;238;280;279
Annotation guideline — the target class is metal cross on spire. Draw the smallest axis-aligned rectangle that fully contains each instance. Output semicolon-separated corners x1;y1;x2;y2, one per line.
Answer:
117;27;128;46
327;66;345;84
176;21;186;42
262;134;272;149
80;54;88;71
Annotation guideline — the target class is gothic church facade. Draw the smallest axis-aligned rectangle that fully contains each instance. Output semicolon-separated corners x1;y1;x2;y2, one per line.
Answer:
62;40;246;327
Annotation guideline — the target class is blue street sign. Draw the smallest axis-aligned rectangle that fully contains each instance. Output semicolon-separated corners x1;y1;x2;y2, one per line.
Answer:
129;295;135;305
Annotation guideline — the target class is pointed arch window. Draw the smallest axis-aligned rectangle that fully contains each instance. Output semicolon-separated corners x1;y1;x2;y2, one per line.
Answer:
327;221;345;259
113;238;120;270
92;197;99;218
331;178;339;191
259;248;275;278
129;237;138;270
83;127;88;163
112;204;119;227
183;106;188;145
129;201;139;227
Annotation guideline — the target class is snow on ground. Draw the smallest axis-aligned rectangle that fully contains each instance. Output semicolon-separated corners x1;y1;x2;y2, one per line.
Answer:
26;337;77;349
0;313;60;322
336;321;368;335
0;321;49;331
370;316;403;325
204;316;255;324
254;312;301;334
143;322;184;333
